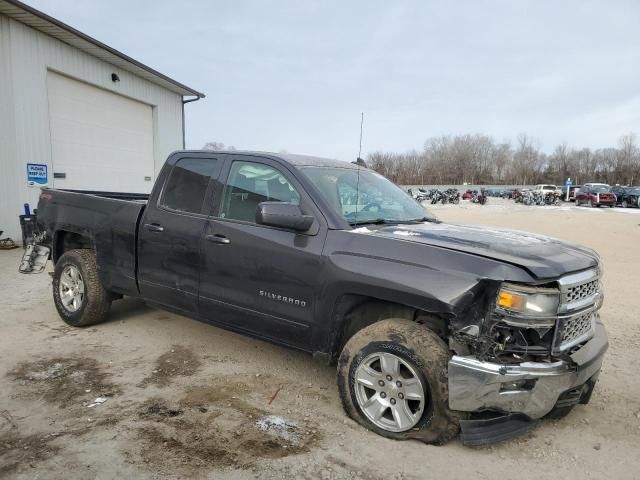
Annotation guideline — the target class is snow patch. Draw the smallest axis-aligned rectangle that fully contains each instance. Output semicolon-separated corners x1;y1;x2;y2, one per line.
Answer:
255;415;303;446
392;230;421;236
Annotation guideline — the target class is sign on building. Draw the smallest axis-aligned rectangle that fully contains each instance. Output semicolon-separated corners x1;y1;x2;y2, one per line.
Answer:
26;163;48;186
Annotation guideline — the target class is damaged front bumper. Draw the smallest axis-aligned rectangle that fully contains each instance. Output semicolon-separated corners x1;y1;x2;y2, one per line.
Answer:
448;320;608;444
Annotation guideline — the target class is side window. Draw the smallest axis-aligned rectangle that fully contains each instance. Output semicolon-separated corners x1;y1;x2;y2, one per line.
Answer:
160;158;218;214
220;161;300;223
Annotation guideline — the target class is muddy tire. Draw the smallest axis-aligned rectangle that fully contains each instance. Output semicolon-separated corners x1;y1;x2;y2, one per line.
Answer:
337;319;460;445
53;249;111;327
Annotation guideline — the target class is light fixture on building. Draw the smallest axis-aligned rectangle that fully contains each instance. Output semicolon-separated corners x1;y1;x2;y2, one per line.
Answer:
111;73;120;83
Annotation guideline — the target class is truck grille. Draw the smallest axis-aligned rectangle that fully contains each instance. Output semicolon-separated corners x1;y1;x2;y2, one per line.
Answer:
560;311;594;345
564;279;599;303
555;268;601;353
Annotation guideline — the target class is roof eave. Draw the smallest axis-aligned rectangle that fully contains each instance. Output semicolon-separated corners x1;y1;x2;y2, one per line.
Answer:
0;0;205;98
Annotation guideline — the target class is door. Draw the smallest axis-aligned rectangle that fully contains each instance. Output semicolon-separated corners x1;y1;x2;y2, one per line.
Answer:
198;156;326;349
138;155;222;313
47;71;154;193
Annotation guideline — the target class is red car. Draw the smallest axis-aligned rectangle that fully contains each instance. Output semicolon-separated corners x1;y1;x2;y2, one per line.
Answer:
462;189;473;200
575;186;616;207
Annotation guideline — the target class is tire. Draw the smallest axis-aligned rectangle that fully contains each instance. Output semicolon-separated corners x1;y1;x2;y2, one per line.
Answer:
622;200;628;208
53;249;111;327
337;319;460;445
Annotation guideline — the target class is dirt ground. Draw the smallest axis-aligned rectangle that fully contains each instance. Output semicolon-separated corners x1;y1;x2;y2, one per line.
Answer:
1;198;640;479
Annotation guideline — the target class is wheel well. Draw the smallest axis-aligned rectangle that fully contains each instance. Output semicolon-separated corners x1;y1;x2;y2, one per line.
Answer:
330;295;449;362
54;231;93;263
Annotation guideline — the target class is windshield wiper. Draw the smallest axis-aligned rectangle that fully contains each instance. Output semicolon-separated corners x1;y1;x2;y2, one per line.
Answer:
349;218;397;226
405;216;440;224
349;217;439;226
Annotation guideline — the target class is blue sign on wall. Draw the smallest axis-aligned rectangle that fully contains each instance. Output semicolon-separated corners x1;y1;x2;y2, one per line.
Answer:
26;163;48;185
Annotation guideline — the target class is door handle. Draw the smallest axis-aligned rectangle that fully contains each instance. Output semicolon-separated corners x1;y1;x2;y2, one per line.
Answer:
205;234;230;245
144;223;164;233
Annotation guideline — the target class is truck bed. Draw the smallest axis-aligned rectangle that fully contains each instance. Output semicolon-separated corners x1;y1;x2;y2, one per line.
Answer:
37;188;148;296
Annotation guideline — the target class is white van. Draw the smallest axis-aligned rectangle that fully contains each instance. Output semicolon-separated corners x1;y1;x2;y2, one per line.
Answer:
533;184;560;194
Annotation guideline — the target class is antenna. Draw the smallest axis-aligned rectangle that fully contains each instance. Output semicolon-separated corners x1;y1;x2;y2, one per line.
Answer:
358;112;364;159
354;112;364;225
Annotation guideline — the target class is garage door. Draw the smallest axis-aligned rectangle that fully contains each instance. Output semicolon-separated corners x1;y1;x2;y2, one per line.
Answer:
47;71;154;193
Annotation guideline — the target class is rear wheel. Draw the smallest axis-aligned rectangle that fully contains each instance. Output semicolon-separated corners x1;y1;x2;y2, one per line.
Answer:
53;249;111;327
337;319;460;445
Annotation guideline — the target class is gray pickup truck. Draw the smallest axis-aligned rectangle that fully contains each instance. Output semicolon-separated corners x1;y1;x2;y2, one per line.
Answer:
20;150;608;446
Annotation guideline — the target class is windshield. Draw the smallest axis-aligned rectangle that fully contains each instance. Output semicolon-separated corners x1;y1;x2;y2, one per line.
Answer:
591;186;611;193
299;166;437;225
628;187;640;194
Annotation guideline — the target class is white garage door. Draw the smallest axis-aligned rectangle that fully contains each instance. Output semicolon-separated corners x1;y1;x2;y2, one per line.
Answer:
47;71;154;193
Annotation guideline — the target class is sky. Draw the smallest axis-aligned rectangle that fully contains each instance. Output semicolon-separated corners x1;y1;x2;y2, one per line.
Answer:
27;0;640;160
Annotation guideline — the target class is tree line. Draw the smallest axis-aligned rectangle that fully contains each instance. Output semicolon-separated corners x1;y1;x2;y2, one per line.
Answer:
367;133;640;186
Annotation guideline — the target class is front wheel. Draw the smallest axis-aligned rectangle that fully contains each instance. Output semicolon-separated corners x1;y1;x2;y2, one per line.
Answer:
337;319;460;445
53;249;111;327
622;200;628;208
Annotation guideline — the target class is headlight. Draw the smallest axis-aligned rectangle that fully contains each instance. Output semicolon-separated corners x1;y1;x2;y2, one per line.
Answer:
496;283;560;327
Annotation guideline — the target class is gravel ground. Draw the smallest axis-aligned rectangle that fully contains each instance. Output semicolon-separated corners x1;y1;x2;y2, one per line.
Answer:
1;198;640;479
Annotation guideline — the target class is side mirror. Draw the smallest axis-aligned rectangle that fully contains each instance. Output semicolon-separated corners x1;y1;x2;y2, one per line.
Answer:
256;202;314;232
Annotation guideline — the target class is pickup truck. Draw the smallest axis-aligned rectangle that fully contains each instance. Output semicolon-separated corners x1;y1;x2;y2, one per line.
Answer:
21;150;608;446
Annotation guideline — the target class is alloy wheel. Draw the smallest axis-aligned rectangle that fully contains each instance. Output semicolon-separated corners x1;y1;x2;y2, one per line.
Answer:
353;352;426;432
59;265;85;312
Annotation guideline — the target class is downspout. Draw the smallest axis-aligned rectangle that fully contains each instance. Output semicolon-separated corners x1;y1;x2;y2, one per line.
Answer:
182;95;204;148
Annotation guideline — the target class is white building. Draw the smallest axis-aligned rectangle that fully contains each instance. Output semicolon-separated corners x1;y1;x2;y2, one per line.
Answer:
0;0;204;241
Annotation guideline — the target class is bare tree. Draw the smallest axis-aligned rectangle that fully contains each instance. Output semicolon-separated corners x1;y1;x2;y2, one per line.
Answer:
367;132;640;186
203;142;237;151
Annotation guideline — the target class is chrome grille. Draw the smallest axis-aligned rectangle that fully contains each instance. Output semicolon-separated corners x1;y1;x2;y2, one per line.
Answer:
561;311;594;344
564;279;599;303
555;268;601;353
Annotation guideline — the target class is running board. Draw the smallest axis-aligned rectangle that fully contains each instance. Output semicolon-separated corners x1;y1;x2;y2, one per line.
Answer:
460;414;538;447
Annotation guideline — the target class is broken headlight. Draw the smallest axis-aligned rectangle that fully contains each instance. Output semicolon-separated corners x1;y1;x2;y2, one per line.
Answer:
495;283;560;327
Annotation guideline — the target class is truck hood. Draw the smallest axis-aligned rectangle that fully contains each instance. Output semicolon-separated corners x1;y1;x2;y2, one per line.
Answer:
356;222;598;279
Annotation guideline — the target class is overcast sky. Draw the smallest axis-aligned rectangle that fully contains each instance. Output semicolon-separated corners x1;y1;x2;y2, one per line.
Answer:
28;0;640;160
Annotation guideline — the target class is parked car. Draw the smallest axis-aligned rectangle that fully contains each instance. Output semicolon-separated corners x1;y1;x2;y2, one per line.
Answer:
19;150;608;446
620;186;640;208
561;185;581;202
575;185;616;207
461;189;473;200
610;186;628;206
533;184;560;195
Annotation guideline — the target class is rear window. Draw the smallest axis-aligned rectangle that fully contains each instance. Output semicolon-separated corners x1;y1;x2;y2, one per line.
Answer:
161;158;219;214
